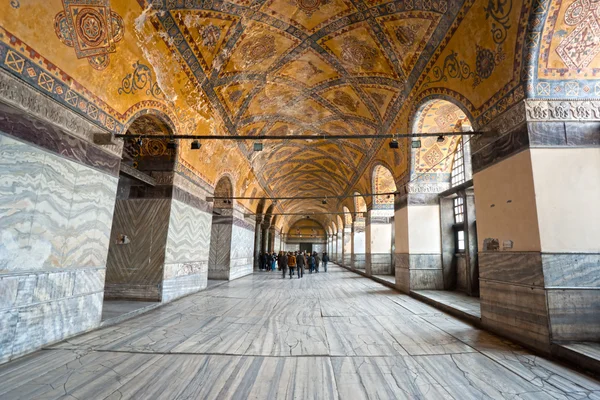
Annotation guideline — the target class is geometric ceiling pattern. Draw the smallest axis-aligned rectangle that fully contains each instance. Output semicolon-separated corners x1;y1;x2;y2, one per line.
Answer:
140;0;453;216
412;99;471;174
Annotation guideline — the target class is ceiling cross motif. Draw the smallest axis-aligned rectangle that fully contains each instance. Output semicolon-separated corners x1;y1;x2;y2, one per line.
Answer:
139;0;458;221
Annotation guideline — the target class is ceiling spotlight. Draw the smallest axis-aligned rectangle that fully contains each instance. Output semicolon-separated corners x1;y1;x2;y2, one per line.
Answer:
306;215;310;219
411;140;421;149
191;140;201;150
167;141;177;150
389;139;399;149
253;142;263;152
437;135;445;143
136;137;143;147
322;198;328;205
387;195;391;199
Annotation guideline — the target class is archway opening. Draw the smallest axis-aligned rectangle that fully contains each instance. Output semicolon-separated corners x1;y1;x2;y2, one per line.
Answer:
286;218;326;255
412;99;478;300
103;114;176;319
207;176;234;280
370;165;397;280
352;193;367;271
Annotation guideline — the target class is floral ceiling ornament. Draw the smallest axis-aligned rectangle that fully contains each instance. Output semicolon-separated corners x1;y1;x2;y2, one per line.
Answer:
54;0;124;70
484;0;512;46
118;61;163;99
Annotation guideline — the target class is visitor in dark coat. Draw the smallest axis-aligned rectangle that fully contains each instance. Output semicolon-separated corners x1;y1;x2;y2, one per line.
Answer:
295;251;305;278
322;252;329;272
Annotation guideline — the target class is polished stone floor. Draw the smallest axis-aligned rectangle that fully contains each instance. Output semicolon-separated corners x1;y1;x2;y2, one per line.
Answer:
1;265;599;399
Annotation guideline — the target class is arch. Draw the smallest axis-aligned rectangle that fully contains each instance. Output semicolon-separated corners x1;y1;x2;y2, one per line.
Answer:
213;175;234;209
342;206;352;227
121;112;177;173
353;192;367;214
336;215;343;232
104;111;178;303
410;98;474;181
372;164;397;208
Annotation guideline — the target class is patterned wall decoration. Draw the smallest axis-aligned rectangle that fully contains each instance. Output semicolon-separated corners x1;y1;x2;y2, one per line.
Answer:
529;0;600;98
412;99;472;174
286;219;327;240
54;0;124;70
372;164;397;207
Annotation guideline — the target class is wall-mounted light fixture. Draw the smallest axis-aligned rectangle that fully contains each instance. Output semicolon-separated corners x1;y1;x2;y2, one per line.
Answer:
191;140;201;150
253;142;263;151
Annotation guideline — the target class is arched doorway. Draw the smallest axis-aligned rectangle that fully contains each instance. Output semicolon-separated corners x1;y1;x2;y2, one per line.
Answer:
286;218;327;254
104;114;176;311
369;164;397;279
352;193;367;271
409;98;478;297
207;176;234;280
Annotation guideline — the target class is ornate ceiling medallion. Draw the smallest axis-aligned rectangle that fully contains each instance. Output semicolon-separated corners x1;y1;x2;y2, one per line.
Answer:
340;37;379;71
238;34;277;67
292;0;331;16
54;0;124;71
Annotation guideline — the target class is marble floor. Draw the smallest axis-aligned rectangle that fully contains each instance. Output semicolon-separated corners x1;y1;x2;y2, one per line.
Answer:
101;300;158;321
1;265;599;399
412;289;482;319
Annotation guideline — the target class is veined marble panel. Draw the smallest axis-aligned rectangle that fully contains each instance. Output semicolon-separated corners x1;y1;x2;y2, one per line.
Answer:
165;200;211;264
105;198;171;301
368;253;393;275
208;222;232;280
1;291;102;363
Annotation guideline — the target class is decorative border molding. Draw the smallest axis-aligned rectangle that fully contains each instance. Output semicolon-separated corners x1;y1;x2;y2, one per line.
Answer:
525;99;600;121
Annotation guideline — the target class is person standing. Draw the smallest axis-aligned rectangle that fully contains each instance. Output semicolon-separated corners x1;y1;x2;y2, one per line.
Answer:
315;252;321;273
322;252;329;272
288;252;297;279
296;251;305;278
259;251;265;271
279;251;288;278
308;253;315;273
261;252;269;271
271;252;277;271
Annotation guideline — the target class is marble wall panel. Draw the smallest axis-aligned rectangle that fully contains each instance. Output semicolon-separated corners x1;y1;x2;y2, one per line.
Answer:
352;253;366;269
165;200;211;264
161;200;211;300
547;289;600;341
9;291;102;362
162;263;208;303
229;223;254;281
105;198;171;301
542;253;600;288
208;223;232;280
479;252;544;286
392;254;442;291
368;253;393;275
0;134;117;364
480;280;550;352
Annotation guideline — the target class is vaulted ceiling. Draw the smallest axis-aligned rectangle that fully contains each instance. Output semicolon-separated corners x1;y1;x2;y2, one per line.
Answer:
139;0;455;218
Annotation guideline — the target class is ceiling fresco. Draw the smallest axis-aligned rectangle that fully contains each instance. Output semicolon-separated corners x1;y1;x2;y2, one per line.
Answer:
1;0;598;230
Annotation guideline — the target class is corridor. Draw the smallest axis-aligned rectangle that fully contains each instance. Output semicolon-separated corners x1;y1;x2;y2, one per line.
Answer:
1;266;598;400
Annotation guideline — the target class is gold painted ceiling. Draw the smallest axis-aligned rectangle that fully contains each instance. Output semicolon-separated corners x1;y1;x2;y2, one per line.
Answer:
2;0;593;230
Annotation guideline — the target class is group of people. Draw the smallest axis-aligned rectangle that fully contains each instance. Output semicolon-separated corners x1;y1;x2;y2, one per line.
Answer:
258;251;330;279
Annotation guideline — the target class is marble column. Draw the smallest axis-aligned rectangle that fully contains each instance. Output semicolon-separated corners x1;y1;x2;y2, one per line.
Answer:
365;209;394;276
394;192;443;294
472;100;600;352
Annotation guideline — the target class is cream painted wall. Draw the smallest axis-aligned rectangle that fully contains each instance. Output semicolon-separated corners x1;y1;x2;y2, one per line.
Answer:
371;223;392;253
394;207;409;253
407;205;441;253
473;150;542;252
353;231;366;254
531;148;600;253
